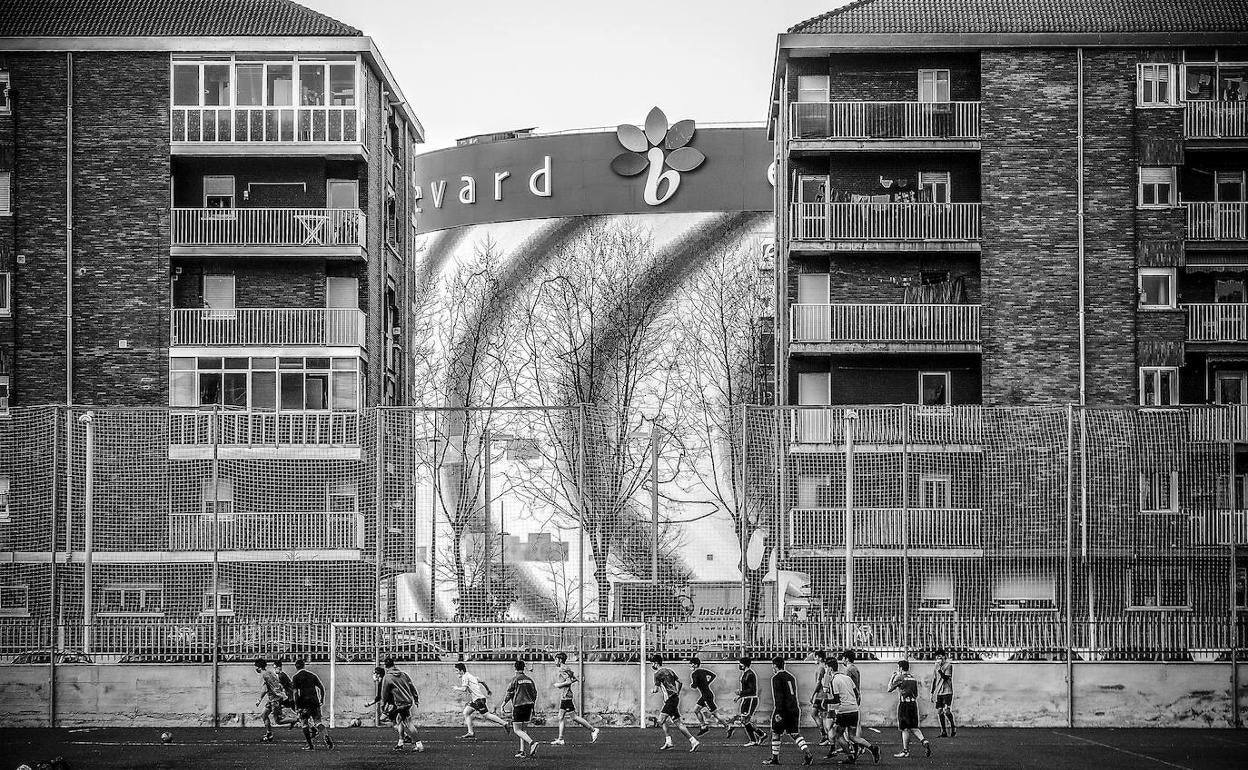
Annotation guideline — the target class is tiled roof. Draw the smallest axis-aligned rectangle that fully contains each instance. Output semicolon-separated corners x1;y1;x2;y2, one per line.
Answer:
789;0;1248;34
0;0;361;37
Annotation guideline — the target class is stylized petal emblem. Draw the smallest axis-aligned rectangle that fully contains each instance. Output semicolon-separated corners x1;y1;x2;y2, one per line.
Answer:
611;107;706;206
616;123;648;153
664;119;696;150
611;151;649;176
665;147;705;172
644;107;669;146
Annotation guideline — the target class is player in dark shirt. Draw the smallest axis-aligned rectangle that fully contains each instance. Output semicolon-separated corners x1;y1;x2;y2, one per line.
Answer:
688;657;726;735
725;656;764;747
291;659;333;751
650;654;700;752
766;656;812;766
503;659;543;758
889;660;931;758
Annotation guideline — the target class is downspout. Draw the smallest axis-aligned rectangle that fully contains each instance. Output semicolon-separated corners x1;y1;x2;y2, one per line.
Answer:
1076;48;1086;406
65;52;73;405
1075;48;1089;727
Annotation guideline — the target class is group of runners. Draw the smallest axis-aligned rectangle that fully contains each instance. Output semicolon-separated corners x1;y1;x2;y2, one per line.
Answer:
250;647;959;763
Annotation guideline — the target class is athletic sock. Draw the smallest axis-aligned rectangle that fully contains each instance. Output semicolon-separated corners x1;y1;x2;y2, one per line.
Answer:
772;736;781;756
938;713;947;733
302;726;313;748
796;735;809;753
948;714;956;733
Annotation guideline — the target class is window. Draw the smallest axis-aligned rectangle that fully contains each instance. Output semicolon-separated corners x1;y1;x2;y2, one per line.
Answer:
0;72;10;114
797;372;831;406
919;574;954;611
1237;561;1247;609
1128;566;1190;610
1139;471;1180;512
919;371;950;406
919;476;951;508
0;584;28;617
1139;366;1179;406
0;272;9;315
201;587;235;616
1137;268;1176;309
918;69;951;103
0;375;9;416
170;356;361;413
0;170;11;216
203;176;235;209
0;476;9;522
1216;278;1247;304
202;274;235;319
100;584;164;616
990;572;1057;611
1138;64;1176;106
919;171;950;204
797;75;829;103
796;273;830;305
328;482;357;513
1139;167;1176;207
327;276;359;309
201;478;234;517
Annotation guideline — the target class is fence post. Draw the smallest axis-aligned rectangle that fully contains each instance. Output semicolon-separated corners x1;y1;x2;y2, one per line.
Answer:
1065;404;1075;728
48;406;60;727
844;409;857;650
650;421;659;583
1229;414;1241;728
577;404;586;621
80;410;94;656
211;404;221;728
739;406;748;657
901;404;910;656
375;409;385;637
639;620;647;729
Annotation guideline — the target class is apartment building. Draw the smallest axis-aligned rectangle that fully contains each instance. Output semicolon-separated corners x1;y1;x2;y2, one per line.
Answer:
766;0;1248;653
0;0;422;653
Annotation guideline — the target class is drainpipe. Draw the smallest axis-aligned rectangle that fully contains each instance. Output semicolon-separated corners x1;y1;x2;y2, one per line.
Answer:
1074;47;1087;729
1076;48;1086;407
65;52;73;405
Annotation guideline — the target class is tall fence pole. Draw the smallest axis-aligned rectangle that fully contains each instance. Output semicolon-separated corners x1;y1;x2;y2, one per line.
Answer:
843;409;857;650
48;406;60;727
650;422;659;583
1229;415;1241;728
374;410;385;665
901;404;911;655
429;435;439;622
80;411;94;656
211;404;221;728
577;404;586;621
739;406;748;656
1065;404;1075;728
483;430;492;602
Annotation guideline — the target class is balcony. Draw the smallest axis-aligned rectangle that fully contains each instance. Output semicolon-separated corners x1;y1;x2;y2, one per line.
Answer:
789;202;980;251
789;101;980;150
1184;303;1248;343
1183;101;1248;141
169;106;364;157
168;410;361;460
790;406;983;449
791;303;980;353
168;511;363;552
171;308;365;348
1186;404;1248;443
1185;202;1246;242
787;507;983;556
171;208;366;259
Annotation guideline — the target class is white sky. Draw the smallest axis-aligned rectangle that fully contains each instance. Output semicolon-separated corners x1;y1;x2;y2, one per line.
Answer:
299;0;849;149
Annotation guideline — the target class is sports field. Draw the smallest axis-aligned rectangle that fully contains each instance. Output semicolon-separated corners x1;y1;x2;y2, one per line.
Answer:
1;727;1244;769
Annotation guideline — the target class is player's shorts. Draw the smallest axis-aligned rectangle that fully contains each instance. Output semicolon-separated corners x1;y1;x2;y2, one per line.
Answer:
936;693;953;709
897;700;918;730
738;696;758;718
560;697;576;713
812;697;829;713
695;692;717;712
771;708;800;735
467;698;489;714
391;704;412;723
834;711;860;730
297;703;323;723
660;694;681;719
512;704;533;724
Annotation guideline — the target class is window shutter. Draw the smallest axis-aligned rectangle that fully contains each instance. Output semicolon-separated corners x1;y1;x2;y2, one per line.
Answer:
993;573;1053;600
0;171;10;214
921;574;953;600
1139;167;1174;184
203;275;235;309
919;171;950;186
327;276;359;309
203;175;235;201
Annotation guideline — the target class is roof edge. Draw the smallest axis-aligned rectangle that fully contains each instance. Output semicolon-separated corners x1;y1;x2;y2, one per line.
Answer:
779;30;1248;49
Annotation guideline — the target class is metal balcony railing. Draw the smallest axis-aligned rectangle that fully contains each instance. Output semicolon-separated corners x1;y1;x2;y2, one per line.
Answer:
790;202;981;241
789;406;984;445
171;308;366;347
1184;303;1248;342
790;101;981;141
170;105;361;144
168;511;363;551
788;507;983;550
171;208;366;248
791;303;981;344
1185;202;1247;241
169;410;360;448
1183;101;1248;139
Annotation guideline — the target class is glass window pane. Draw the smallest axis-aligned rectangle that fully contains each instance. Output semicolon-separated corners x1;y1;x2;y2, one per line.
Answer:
224;357;248;369
332;357;357;370
329;64;356;106
332;371;357;411
171;372;196;407
266;65;293;106
251;357;277;370
306;357;330;370
173;65;200;106
306;373;330;410
236;64;263;106
199;372;222;405
1161;371;1175;404
1140;274;1170;306
300;64;325;106
197;357;223;369
204;65;231;106
222;373;248;407
279;357;303;369
252;372;277;410
171;357;195;371
1143;371;1158;405
1186;65;1216;99
280;373;304;410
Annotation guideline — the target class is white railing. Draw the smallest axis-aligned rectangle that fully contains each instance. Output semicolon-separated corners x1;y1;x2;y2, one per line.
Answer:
788;508;982;549
169;411;360;447
171;308;365;347
790;406;983;445
1188;511;1248;546
791;101;981;141
1184;101;1248;139
1186;405;1248;443
1184;303;1248;342
790;202;980;241
791;303;980;343
171;208;366;248
1185;202;1247;241
170;106;361;144
168;511;362;551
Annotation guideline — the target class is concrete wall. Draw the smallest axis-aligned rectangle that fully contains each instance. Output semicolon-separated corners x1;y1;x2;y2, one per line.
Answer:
2;661;1243;729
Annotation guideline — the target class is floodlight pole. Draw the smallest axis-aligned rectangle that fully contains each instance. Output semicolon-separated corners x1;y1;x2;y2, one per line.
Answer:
843;409;857;650
650;421;660;583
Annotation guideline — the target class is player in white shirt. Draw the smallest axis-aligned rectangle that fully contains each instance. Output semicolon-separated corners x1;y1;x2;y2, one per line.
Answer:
551;652;600;746
452;662;512;738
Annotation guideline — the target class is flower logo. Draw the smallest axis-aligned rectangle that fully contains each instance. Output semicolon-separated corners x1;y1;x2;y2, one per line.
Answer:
611;107;706;206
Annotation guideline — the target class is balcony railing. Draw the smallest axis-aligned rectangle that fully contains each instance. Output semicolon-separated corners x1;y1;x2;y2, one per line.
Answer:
1187;404;1248;443
789;507;982;550
791;303;980;344
169;410;360;448
1184;303;1248;342
170;106;361;144
171;208;366;248
171;308;365;347
168;511;362;551
790;101;981;141
790;406;983;445
1184;101;1248;139
790;202;980;242
1185;201;1247;241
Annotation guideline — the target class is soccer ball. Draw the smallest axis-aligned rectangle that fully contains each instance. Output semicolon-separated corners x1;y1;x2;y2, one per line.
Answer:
349;718;362;727
160;732;173;744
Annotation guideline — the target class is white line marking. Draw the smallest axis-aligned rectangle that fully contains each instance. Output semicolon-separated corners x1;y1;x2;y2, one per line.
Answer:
868;727;881;733
1051;731;1194;770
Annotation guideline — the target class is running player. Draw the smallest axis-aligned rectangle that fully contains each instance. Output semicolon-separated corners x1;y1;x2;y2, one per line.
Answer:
930;649;956;737
763;656;812;766
503;659;543;758
649;654;700;752
254;658;296;742
291;659;333;751
379;658;423;752
689;657;725;735
838;650;864;750
888;660;931;758
810;651;830;746
551;652;600;745
825;658;879;765
453;662;511;738
725;656;764;747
